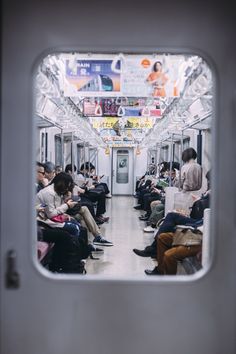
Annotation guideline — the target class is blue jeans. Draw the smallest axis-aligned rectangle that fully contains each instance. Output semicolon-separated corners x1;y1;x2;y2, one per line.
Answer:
157;212;203;236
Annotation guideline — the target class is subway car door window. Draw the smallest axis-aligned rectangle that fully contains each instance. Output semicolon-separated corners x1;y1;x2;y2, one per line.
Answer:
34;52;213;279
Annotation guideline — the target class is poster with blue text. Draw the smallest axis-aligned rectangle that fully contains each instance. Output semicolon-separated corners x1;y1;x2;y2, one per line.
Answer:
64;59;121;97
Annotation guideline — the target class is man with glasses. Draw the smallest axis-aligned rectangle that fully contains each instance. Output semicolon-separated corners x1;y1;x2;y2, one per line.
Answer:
36;162;47;193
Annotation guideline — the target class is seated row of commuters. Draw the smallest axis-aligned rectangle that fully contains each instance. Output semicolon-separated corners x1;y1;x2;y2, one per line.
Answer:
133;147;210;275
36;161;113;274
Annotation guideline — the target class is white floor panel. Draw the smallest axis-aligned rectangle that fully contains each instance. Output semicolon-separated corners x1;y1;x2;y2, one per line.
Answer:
86;196;157;277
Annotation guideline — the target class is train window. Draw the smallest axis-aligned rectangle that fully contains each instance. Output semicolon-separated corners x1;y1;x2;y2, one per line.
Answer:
34;52;213;279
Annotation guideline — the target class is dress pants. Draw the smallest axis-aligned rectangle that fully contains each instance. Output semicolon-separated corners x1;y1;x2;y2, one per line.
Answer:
85;190;106;216
157;232;202;274
80;196;96;218
143;193;161;213
74;206;100;237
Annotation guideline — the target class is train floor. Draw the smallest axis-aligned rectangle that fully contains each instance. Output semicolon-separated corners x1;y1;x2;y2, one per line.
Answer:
86;195;157;278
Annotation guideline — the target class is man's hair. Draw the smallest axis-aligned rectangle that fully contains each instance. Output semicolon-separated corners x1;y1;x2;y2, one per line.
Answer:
44;161;55;173
65;164;77;173
36;161;45;169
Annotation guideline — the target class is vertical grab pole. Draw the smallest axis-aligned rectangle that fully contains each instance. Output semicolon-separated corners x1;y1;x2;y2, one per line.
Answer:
159;141;162;179
71;132;75;179
179;130;184;191
88;145;91;176
155;143;158;176
83;141;86;178
96;148;99;176
169;133;173;186
60;129;64;170
197;129;202;165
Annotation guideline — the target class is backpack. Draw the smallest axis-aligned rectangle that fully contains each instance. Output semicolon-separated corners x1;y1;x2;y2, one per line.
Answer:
70;227;91;260
51;227;91;274
190;194;210;220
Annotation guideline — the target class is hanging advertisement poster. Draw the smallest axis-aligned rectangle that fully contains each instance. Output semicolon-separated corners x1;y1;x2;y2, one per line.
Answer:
126;117;154;128
64;58;121;97
121;55;183;98
91;117;154;130
91;117;119;130
83;99;97;116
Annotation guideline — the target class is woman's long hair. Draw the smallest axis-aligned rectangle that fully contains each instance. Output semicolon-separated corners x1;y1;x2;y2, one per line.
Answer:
50;172;74;195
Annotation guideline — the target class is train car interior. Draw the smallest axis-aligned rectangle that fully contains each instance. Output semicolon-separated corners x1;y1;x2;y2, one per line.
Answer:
35;52;213;277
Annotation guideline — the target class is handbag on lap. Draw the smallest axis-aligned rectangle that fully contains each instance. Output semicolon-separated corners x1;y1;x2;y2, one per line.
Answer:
172;227;203;247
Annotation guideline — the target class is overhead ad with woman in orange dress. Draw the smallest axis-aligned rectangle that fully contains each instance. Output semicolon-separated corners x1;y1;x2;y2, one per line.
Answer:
146;61;168;97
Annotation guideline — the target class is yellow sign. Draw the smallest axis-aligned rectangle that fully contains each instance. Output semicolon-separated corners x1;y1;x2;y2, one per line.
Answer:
127;117;153;128
92;117;153;129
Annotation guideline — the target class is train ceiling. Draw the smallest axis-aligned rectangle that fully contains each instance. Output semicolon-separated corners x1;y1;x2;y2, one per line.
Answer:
35;52;213;148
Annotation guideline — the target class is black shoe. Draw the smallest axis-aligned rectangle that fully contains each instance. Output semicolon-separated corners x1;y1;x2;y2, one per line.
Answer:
139;215;149;221
95;218;104;225
133;248;156;258
145;267;162;275
133;205;142;210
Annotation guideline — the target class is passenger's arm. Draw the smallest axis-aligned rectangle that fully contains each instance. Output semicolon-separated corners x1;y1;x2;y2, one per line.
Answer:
37;193;69;218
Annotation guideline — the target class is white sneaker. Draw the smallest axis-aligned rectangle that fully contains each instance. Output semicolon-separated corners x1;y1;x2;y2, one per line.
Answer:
106;193;112;198
143;226;155;233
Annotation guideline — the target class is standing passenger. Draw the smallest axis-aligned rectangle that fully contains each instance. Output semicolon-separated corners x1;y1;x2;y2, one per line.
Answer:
176;148;202;192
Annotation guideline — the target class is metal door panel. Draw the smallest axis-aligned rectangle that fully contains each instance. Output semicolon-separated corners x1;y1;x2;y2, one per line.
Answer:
1;1;236;354
112;148;134;194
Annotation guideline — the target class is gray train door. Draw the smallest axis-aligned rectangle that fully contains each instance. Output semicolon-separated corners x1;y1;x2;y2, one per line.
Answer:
112;148;134;195
1;1;236;354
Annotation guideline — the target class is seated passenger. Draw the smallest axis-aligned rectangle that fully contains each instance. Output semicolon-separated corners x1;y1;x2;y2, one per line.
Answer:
43;161;56;185
144;230;202;275
143;200;165;233
139;184;164;220
79;162;111;197
77;163;108;222
36;172;83;238
89;163;112;198
133;171;210;258
36;162;48;193
135;175;146;197
65;164;108;224
133;179;153;210
55;165;63;175
40;168;112;246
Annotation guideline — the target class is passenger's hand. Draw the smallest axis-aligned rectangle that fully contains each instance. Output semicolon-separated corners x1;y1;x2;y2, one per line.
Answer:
42;178;49;187
175;208;190;217
191;194;200;201
88;185;95;190
66;199;78;208
64;192;72;202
